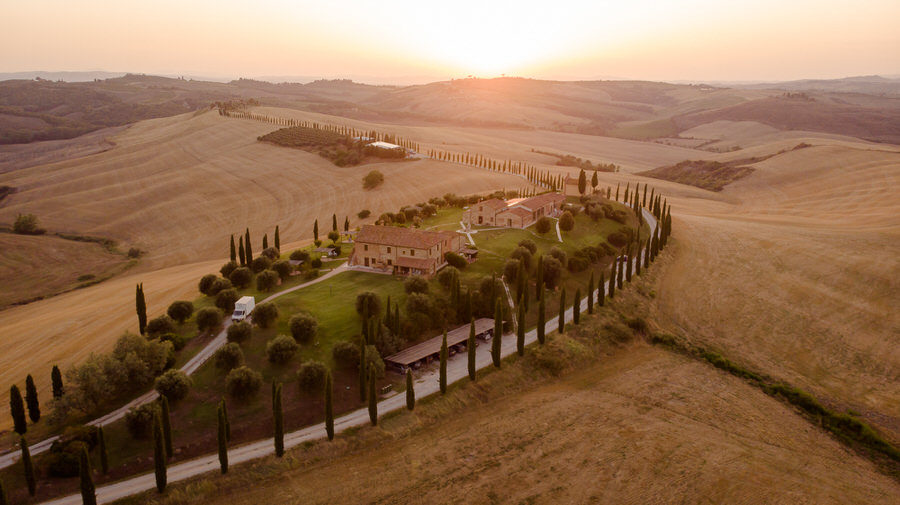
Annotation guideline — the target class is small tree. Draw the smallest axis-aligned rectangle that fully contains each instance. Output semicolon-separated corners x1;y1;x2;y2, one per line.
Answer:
214;343;244;371
155;370;191;402
146;315;176;337
297;361;328;393
406;369;415;411
51;365;64;399
226;366;263;400
578;168;587;195
228;267;252;289
21;435;35;496
559;211;575;232
252;302;279;328
535;216;552;234
439;330;448;395
215;288;239;315
251;256;272;274
591;170;599;192
196;307;223;333
290;313;318;343
198;274;218;296
9;385;26;435
516;300;525;356
24;375;40;423
221;398;231;441
166;300;194;324
313;219;319;243
262;233;269;250
266;335;299;364
404;275;429;294
324;371;335;440
230;235;237;263
226;321;252;343
363;170;385;189
79;446;96;505
98;426;109;474
217;402;228;474
13;213;42;235
608;262;616;299
327;230;340;244
358;342;367;402
271;259;292;280
332;341;361;368
355;292;382;318
153;413;167;493
256;269;279;292
273;383;284;457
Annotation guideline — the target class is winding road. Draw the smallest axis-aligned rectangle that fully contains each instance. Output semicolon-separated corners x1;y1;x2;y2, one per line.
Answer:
35;209;654;505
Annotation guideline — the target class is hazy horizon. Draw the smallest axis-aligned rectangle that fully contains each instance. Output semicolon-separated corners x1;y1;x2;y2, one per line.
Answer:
3;0;898;84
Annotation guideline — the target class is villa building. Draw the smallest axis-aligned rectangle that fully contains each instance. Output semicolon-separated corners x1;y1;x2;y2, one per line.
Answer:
464;192;566;229
349;224;464;277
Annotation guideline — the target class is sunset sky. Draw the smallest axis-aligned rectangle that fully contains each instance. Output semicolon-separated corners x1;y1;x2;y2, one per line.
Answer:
2;0;898;83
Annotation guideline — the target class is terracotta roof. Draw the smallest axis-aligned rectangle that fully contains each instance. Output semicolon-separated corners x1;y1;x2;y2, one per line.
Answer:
477;198;508;210
396;256;436;270
357;225;454;249
516;192;565;211
501;207;532;218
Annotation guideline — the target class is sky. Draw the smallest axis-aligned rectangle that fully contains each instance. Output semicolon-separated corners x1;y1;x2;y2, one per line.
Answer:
2;0;898;84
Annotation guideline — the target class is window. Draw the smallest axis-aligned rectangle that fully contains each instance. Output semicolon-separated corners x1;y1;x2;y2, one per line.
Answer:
364;244;368;251
387;259;392;266
387;247;391;253
411;249;415;256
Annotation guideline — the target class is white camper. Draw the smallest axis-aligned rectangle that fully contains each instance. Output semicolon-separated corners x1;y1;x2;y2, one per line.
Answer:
232;296;255;322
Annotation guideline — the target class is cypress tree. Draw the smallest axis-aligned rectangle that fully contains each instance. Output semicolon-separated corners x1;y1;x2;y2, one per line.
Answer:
313;219;319;243
467;319;476;381
136;283;147;335
463;289;472;324
332;213;337;232
616;257;624;289
367;365;377;426
274;225;280;251
153;412;166;493
160;396;172;457
626;254;633;283
405;369;415;411
84;422;103;478
537;289;546;344
492;300;502;368
325;371;334;440
79;446;96;505
9;385;26;435
587;272;595;315
635;244;642;276
516;299;525;356
439;330;448;395
535;255;543;302
578;169;587;194
262;233;268;250
615;183;620;201
344;216;349;232
642;184;648;208
245;228;253;263
238;236;245;266
645;237;652;268
591;171;599;192
24;375;39;423
573;289;581;325
598;272;606;307
221;397;231;442
273;383;284;457
609;260;619;300
51;365;63;399
0;477;7;505
229;235;236;263
21;435;35;496
393;305;400;336
558;287;566;334
217;402;228;474
358;339;367;402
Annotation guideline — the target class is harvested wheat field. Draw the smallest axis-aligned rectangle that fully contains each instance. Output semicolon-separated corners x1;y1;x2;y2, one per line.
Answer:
652;143;900;441
152;346;900;505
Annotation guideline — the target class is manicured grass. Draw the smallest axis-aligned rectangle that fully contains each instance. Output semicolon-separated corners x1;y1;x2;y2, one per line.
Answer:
422;207;464;231
270;270;411;365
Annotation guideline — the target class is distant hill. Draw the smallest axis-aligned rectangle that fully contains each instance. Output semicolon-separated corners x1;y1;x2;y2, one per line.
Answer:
2;73;899;145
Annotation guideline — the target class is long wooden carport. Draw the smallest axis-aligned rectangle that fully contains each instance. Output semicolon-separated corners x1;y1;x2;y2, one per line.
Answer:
384;318;494;373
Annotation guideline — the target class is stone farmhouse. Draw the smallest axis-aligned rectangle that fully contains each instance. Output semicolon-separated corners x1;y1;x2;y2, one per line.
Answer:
349;224;464;278
464;192;566;229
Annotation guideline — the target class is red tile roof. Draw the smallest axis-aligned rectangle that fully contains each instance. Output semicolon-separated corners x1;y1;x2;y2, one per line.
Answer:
477;198;508;210
357;225;456;250
514;192;565;211
396;256;437;270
